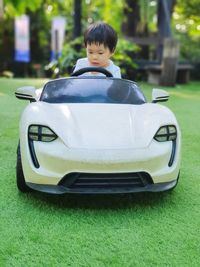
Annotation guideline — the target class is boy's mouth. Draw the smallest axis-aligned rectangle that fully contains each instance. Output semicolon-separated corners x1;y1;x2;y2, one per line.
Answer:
91;62;99;66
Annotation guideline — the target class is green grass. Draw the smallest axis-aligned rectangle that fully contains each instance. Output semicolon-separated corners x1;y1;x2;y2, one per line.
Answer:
0;78;200;267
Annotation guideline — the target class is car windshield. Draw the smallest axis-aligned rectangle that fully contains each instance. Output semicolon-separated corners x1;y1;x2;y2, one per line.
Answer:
40;77;146;105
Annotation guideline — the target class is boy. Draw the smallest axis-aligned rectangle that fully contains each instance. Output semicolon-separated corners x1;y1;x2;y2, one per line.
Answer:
73;22;121;78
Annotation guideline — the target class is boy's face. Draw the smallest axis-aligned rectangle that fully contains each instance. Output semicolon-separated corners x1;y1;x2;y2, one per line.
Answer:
86;43;113;68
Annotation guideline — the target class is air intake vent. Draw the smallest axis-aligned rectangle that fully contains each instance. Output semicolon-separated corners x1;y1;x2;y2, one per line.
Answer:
59;172;153;191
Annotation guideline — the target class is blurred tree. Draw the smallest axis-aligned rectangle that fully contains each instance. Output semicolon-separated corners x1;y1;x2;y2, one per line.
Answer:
73;0;82;38
4;0;42;16
173;0;200;61
81;0;125;33
0;0;3;19
122;0;141;37
177;0;200;17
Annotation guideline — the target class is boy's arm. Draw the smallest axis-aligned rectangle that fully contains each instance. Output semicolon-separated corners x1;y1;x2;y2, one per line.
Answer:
73;58;87;73
73;59;80;73
113;66;121;78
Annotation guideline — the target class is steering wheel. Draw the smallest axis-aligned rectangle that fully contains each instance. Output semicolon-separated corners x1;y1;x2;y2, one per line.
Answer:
71;67;113;77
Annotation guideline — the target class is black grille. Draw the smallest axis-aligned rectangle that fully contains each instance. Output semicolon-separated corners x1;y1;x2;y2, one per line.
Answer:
59;172;153;190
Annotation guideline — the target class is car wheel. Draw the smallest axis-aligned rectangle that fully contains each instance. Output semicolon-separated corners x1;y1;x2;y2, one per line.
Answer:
16;143;31;192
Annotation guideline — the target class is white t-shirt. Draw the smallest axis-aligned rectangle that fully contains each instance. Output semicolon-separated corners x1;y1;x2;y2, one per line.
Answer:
73;58;121;78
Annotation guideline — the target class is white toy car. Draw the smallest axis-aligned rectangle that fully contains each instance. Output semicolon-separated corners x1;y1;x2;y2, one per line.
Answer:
15;67;181;194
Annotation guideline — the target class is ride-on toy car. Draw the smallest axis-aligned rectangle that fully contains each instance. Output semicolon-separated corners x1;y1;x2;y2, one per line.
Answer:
15;67;181;194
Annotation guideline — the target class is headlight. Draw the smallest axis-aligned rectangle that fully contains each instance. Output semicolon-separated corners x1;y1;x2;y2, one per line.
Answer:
28;125;57;142
154;125;177;142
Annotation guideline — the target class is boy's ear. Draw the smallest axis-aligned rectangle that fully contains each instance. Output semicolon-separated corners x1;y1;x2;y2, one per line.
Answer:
111;50;115;57
110;48;115;56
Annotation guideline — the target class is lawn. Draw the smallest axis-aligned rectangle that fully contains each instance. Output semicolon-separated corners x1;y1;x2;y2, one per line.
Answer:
0;78;200;267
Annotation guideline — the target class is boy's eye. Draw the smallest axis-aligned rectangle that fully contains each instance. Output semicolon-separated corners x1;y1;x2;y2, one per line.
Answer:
99;52;104;55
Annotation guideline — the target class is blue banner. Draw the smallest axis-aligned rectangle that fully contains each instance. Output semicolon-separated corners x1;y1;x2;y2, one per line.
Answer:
51;17;66;61
14;15;30;62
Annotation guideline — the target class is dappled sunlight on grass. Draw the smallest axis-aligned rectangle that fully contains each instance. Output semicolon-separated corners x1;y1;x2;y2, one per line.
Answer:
170;90;200;100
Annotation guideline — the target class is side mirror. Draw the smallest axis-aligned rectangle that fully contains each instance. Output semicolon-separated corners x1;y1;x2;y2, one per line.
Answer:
15;86;37;102
152;88;169;103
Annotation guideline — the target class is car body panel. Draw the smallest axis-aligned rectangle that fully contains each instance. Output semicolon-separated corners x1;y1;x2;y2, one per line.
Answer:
20;102;178;149
17;76;181;194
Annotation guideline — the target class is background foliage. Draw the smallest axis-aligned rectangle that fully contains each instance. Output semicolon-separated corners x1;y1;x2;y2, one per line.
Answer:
0;0;200;78
173;0;200;61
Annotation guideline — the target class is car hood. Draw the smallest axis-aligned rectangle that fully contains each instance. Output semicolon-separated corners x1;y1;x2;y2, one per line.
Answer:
22;102;178;149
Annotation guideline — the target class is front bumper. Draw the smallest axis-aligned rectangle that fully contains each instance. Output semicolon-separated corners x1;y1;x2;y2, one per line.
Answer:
21;135;181;194
27;179;178;194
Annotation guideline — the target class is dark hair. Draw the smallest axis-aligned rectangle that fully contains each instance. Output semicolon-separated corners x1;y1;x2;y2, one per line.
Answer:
84;22;118;52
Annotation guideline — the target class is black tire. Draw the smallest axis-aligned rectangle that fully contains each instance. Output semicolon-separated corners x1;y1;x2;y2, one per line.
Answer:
16;143;31;192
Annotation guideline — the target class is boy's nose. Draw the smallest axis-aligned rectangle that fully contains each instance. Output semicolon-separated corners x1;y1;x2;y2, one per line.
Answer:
92;54;98;59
